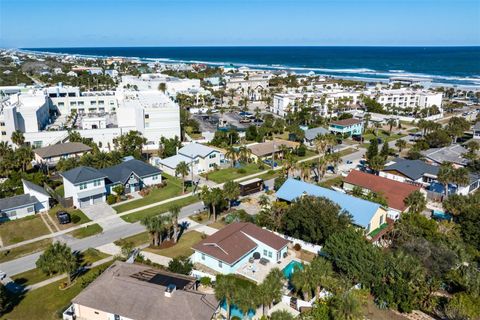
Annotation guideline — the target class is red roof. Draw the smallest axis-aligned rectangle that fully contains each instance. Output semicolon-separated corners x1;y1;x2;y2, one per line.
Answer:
344;170;421;211
192;222;289;265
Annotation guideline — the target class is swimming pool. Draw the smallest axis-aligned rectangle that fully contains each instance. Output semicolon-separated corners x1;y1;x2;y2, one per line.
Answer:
282;260;303;279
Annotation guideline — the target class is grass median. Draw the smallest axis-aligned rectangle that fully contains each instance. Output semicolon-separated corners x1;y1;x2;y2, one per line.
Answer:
120;195;199;223
68;223;103;239
0;238;52;263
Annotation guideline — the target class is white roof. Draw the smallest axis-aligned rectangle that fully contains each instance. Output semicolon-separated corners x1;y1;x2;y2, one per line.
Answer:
157;154;192;169
178;143;219;158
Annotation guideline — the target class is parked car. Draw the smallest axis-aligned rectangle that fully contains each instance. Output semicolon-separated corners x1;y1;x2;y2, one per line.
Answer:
0;270;6;280
56;211;71;224
346;160;353;164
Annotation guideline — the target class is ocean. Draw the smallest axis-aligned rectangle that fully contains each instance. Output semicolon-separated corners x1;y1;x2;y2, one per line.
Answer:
25;46;480;86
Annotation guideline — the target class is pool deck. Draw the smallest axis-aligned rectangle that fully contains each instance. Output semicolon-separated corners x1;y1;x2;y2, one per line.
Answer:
236;250;301;283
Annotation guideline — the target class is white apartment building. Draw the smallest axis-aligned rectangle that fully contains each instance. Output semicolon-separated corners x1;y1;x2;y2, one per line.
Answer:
47;86;118;115
116;90;181;150
272;91;360;117
123;74;202;97
225;74;269;100
371;89;443;110
0;91;50;143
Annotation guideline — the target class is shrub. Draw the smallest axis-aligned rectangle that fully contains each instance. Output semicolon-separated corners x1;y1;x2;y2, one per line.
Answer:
106;194;117;205
71;214;81;224
293;243;302;251
237;168;246;174
200;277;212;287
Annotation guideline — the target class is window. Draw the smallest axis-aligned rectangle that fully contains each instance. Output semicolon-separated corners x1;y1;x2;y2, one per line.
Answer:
209;154;216;159
263;249;267;256
98;100;105;105
70;101;77;106
380;215;384;225
218;261;222;268
0;122;5;126
79;183;87;190
145;114;150;119
91;101;97;105
8;210;16;218
268;251;272;258
152;175;159;180
94;180;102;187
58;102;64;107
78;101;84;106
27;207;34;213
201;253;205;260
1;131;6;136
209;163;215;168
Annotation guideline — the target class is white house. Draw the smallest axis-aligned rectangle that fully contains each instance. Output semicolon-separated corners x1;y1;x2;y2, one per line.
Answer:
61;167;108;208
22;179;51;212
61;159;162;208
153;143;223;176
0;180;51;220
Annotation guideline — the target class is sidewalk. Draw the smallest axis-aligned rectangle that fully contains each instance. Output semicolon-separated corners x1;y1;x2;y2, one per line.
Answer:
0;153;322;252
25;256;114;291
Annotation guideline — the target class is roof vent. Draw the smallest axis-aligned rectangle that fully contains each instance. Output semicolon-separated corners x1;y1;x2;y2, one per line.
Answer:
165;284;176;297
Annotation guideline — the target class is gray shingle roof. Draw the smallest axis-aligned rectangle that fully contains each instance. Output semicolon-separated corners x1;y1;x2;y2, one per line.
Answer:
178;143;218;158
383;158;439;180
61;166;106;184
0;194;39;211
421;145;470;166
100;159;161;184
22;179;50;197
34;142;92;159
304;127;329;141
72;262;218;320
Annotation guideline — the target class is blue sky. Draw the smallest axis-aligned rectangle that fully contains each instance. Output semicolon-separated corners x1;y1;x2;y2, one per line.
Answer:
1;0;479;47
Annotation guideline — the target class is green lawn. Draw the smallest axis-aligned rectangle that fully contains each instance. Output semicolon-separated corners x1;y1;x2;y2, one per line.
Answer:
3;262;113;320
205;163;264;183
0;215;50;246
208;221;228;230
11;249;109;287
319;176;344;189
0;239;52;263
114;232;150;248
114;174;187;213
48;206;91;230
361;130;406;147
68;224;103;239
144;231;203;258
121;196;199;223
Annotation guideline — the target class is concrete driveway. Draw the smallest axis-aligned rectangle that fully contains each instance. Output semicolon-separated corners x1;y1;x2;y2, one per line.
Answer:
81;203;127;230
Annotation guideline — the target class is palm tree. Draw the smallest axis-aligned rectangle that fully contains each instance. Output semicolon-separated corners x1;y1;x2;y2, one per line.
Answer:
329;291;364;320
451;167;470;191
386;118;397;134
299;161;312;181
404;190;427;214
283;153;297;177
215;275;238;320
235;286;257;320
0;141;11;157
437;162;455;197
238;146;252;163
223;180;240;209
225;147;239;167
258;194;270;209
326;152;341;174
257;268;283;315
291;264;315;301
363;113;371;132
369;155;385;175
175;161;190;194
11;130;25;147
395;139;407;153
310;257;335;297
169;204;181;243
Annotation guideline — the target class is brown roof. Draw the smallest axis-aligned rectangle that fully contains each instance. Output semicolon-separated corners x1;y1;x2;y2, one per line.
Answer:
192;222;289;265
330;118;362;126
72;261;218;320
247;140;299;157
344;170;421;211
34;142;92;159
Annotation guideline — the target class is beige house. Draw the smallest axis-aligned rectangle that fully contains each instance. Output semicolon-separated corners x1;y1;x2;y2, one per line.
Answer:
33;142;92;166
247;139;299;162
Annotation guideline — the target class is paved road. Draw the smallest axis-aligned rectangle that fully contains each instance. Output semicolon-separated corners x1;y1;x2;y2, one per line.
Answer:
0;202;205;277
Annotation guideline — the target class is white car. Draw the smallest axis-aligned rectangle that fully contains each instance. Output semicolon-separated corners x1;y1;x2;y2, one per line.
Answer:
0;271;6;281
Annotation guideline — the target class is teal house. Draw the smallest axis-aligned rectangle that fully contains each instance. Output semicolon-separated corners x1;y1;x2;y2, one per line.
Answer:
329;118;363;136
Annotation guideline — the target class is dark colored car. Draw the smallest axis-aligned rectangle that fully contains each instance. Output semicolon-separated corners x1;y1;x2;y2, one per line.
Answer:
56;211;71;224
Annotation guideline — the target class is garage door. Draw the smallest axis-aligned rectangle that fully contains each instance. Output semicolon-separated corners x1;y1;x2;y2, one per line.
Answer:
92;194;103;204
79;197;90;208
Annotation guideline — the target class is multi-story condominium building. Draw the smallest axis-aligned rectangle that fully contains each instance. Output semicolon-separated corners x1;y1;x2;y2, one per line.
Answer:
371;89;443;111
0;90;50;143
1;84;181;151
272;91;360;117
225;74;269;100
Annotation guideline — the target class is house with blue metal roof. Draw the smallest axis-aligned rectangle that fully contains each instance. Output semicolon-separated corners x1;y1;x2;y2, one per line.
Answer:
276;178;387;234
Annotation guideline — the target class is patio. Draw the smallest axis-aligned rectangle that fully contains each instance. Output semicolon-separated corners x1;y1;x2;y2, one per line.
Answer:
235;249;298;283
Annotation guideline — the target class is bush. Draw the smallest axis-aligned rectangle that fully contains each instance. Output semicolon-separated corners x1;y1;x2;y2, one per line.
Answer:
237;168;246;174
293;243;302;251
200;277;211;287
71;214;81;224
106;194;117;205
167;256;193;275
